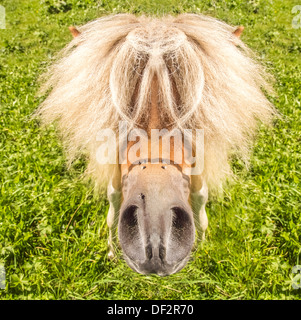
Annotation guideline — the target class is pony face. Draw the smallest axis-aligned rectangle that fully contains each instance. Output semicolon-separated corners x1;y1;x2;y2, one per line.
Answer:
37;13;275;276
119;163;194;276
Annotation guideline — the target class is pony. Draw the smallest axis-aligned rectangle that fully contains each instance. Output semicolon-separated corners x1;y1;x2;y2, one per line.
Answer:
37;13;275;276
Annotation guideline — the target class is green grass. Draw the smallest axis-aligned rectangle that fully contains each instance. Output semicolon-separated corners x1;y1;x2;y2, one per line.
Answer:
0;0;301;300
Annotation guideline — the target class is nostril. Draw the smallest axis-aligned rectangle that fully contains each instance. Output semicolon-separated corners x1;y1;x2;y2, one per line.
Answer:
145;243;165;262
145;244;152;260
171;206;191;230
159;244;166;262
122;205;138;228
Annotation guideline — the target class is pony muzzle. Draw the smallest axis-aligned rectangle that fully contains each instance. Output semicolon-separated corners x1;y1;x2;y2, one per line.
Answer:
118;201;195;276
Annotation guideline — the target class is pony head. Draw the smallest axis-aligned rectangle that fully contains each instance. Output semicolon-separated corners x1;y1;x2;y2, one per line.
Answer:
37;14;275;275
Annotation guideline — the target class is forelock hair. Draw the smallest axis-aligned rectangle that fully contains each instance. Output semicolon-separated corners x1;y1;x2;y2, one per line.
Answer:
37;13;275;194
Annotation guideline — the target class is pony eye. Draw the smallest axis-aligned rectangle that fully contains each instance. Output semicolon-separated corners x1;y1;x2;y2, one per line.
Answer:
161;166;166;170
141;166;146;170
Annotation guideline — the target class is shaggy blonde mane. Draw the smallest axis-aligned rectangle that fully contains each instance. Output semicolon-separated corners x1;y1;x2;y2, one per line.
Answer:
37;13;275;194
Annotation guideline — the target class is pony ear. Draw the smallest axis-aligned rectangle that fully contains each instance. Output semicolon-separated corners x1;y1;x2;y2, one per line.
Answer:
233;26;244;38
69;26;81;38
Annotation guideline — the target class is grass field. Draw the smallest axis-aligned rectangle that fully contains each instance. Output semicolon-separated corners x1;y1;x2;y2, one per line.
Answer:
0;0;301;300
